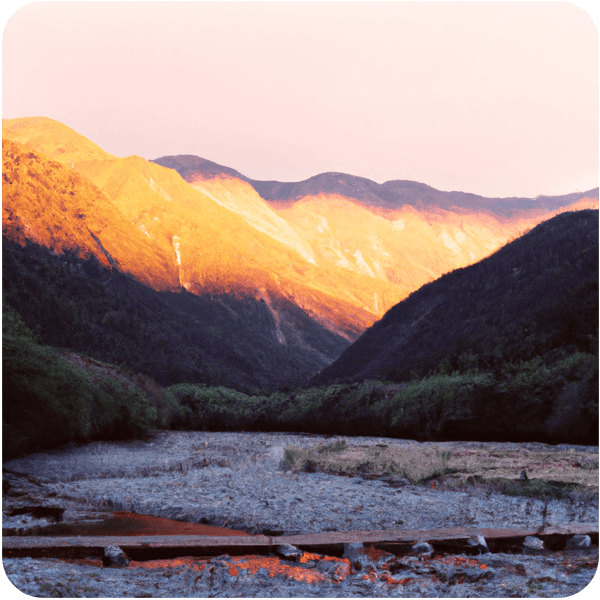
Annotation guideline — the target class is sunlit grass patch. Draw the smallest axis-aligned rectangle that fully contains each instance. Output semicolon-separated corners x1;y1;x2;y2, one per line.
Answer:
283;440;456;483
282;440;599;499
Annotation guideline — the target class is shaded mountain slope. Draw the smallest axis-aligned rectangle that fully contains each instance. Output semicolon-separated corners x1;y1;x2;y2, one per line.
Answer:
2;237;348;392
313;209;599;386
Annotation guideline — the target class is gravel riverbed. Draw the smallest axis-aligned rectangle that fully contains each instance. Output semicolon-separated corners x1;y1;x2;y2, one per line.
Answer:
3;430;599;597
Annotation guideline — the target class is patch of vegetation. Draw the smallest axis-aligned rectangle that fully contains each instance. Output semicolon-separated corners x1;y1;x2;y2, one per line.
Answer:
280;439;599;500
487;478;580;500
2;301;184;460
162;370;597;445
374;357;598;444
168;384;264;431
282;441;457;483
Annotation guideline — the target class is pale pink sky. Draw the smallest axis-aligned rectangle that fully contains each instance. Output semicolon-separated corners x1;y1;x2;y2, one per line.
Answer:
2;1;599;198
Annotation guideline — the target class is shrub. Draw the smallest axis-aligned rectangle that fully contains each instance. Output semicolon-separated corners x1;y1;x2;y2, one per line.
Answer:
2;302;177;459
168;384;259;431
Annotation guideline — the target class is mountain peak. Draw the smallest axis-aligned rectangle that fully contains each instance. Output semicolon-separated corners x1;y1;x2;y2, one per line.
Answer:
3;116;113;165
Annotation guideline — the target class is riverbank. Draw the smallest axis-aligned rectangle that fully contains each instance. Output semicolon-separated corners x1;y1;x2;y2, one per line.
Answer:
3;431;599;596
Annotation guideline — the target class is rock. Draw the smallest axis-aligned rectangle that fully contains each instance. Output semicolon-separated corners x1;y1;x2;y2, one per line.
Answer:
343;542;371;570
103;545;130;567
523;536;544;552
565;534;591;549
520;469;528;480
411;542;434;556
275;544;302;561
467;534;490;554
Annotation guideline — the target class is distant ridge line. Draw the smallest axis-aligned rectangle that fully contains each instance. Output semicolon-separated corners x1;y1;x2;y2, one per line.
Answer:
152;154;598;217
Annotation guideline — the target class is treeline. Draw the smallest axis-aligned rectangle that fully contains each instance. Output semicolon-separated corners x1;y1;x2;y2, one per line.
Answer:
3;299;596;462
167;351;597;445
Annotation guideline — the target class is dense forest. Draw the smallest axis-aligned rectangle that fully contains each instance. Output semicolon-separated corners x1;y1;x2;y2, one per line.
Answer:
2;237;347;394
2;211;598;460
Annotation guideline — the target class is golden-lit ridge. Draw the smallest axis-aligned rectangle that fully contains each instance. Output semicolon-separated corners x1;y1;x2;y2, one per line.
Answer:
3;116;597;342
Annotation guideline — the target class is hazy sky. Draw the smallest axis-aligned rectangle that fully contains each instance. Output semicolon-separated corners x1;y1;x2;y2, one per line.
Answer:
2;1;599;198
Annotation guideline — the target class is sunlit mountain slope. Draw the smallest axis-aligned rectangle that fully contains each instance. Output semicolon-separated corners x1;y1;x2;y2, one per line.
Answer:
272;194;599;294
2;117;403;343
2;115;112;164
152;156;315;264
2;139;178;290
154;155;598;300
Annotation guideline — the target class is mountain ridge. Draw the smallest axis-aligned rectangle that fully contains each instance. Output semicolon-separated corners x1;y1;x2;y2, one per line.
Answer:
152;149;597;303
152;153;598;217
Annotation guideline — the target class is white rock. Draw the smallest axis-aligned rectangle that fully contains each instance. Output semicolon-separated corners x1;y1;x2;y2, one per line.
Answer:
566;534;591;549
523;536;544;550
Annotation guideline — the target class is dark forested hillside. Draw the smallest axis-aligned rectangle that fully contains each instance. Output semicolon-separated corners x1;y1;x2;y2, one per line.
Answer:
314;210;599;385
2;238;348;394
305;210;598;444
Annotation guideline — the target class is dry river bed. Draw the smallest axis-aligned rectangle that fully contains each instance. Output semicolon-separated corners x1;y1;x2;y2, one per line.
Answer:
2;430;599;597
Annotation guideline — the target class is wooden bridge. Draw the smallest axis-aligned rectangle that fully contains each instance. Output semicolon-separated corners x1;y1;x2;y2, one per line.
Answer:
3;524;597;561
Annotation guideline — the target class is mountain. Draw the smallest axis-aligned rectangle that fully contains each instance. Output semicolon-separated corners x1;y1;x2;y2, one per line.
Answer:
3;117;403;341
312;209;599;386
153;154;598;299
1;137;349;391
3;116;597;392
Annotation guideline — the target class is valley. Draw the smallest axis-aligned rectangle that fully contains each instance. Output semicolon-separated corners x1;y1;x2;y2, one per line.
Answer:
2;115;598;598
2;116;598;457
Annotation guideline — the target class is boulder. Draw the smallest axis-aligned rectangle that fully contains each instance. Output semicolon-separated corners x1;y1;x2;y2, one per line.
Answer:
411;542;434;556
523;536;544;553
275;544;302;561
565;535;591;549
467;534;490;555
103;545;130;567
